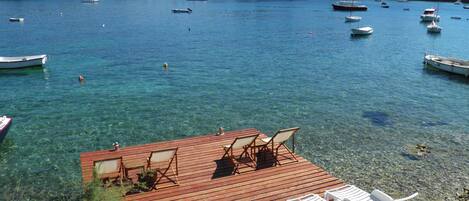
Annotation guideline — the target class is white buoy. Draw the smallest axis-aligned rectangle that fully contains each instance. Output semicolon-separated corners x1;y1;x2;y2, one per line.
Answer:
102;24;105;28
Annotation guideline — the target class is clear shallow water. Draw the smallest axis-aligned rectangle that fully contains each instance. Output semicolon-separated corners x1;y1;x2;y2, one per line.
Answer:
1;0;469;200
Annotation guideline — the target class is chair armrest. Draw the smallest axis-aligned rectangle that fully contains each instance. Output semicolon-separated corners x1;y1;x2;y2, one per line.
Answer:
395;193;418;201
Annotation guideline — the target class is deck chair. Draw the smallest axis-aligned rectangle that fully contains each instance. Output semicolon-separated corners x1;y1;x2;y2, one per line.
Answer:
259;127;300;166
221;133;259;174
287;193;326;201
93;157;123;185
147;148;179;190
324;185;418;201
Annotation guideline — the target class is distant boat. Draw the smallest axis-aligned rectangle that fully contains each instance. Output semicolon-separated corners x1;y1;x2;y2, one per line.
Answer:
381;2;390;8
451;16;462;19
0;116;12;144
427;21;442;33
332;1;368;11
82;0;99;3
464;5;469;9
0;55;47;69
351;26;373;36
454;0;461;5
420;8;440;22
9;18;24;22
345;16;362;22
397;0;408;2
403;8;410;11
172;8;192;13
424;54;469;77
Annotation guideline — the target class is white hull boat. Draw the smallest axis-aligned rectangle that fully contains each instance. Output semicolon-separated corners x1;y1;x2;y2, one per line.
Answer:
0;116;12;143
420;8;440;22
0;55;47;69
424;54;469;77
9;18;24;22
427;21;442;33
351;26;373;35
345;15;362;22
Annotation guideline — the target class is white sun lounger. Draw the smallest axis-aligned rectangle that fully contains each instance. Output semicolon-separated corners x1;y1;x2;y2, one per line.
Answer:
287;193;326;201
324;185;418;201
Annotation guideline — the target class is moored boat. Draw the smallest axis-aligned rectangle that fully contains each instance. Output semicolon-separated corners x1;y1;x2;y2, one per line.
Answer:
9;18;24;22
0;116;12;144
332;1;368;11
0;55;47;69
464;5;469;9
420;8;440;22
172;8;192;13
351;26;373;36
345;16;362;22
424;54;469;77
381;2;389;8
427;21;442;33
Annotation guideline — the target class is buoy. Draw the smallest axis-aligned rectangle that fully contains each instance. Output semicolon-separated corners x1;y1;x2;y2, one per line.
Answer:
102;24;105;27
79;75;85;82
163;62;168;68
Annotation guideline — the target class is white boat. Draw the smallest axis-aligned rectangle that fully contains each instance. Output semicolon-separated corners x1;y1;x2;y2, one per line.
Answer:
345;15;362;22
424;54;469;77
82;0;99;3
420;8;440;22
0;55;47;69
9;18;24;22
427;21;442;33
172;8;192;13
454;0;461;5
351;26;373;36
0;116;12;143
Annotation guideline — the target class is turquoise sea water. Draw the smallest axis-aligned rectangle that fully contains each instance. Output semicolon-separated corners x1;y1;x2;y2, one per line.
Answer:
1;0;469;200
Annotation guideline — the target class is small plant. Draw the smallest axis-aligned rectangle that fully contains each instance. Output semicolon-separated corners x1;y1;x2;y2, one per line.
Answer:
83;169;129;201
126;170;156;195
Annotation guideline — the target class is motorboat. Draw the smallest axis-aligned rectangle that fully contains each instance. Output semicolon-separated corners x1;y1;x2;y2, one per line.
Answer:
332;1;368;11
9;18;24;22
351;26;373;36
345;15;362;22
0;55;47;69
427;21;442;33
451;16;462;19
454;0;461;5
420;8;440;22
82;0;99;3
172;8;192;13
424;54;469;77
0;116;12;143
381;2;390;8
464;5;469;9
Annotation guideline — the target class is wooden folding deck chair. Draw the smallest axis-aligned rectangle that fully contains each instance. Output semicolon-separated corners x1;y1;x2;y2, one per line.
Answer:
221;133;259;174
93;157;123;185
259;127;300;166
147;148;179;190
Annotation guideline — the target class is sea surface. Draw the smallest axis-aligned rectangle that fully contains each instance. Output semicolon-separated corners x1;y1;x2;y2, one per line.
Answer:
1;0;469;200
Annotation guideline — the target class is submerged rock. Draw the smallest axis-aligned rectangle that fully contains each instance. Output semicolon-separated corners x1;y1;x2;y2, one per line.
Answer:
362;111;392;126
457;187;469;201
402;144;431;160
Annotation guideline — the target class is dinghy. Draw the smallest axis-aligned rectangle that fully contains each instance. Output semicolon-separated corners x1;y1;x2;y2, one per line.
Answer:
172;8;192;13
0;116;12;143
351;26;373;36
9;18;24;22
424;54;469;77
345;16;362;22
0;55;47;69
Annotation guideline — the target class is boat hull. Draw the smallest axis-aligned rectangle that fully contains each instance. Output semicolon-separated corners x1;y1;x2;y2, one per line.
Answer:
424;55;469;77
0;55;47;69
421;15;440;22
351;27;373;35
345;16;361;22
332;4;368;11
0;117;12;144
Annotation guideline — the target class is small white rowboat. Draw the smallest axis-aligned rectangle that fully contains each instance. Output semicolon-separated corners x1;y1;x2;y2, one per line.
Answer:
0;55;47;69
9;18;24;22
345;16;362;22
0;116;12;143
424;54;469;77
351;26;373;36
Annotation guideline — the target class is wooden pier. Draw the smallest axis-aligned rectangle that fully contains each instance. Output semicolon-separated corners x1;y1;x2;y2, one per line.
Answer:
80;128;344;201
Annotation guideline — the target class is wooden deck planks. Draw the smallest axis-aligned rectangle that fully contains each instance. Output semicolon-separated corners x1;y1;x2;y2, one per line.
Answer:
79;128;344;201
